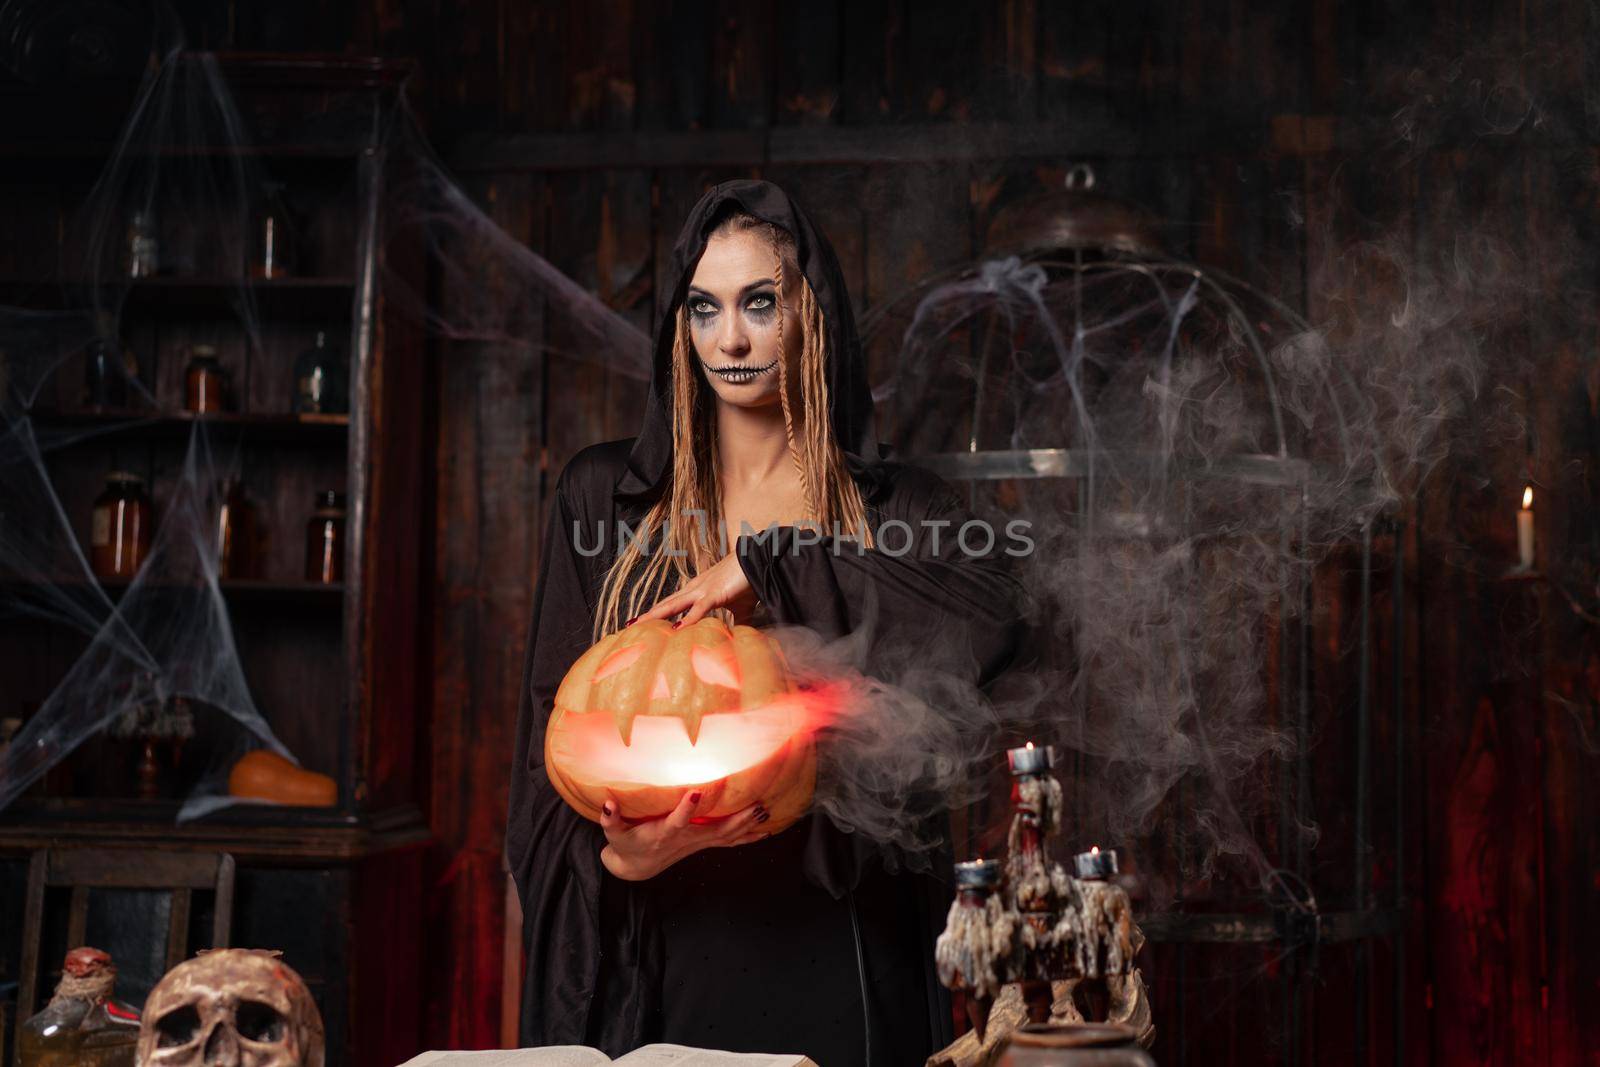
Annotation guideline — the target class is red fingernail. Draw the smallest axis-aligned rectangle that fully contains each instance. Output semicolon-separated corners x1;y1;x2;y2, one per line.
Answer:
603;803;613;817
626;616;638;626
757;811;770;823
689;791;702;804
671;620;682;629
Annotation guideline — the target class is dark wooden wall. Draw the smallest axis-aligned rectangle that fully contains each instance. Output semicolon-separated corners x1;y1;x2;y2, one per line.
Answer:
180;0;1600;1061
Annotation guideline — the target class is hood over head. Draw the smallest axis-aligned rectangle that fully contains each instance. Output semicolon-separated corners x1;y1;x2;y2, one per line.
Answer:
612;179;891;508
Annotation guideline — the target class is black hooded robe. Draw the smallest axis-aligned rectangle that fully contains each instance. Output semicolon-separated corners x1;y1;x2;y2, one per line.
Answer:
507;180;1027;1067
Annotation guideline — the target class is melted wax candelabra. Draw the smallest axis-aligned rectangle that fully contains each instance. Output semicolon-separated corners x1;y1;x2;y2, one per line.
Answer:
935;743;1144;1040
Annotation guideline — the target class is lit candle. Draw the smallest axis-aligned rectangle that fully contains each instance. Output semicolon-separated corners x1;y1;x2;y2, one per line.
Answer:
954;858;1002;888
1006;741;1053;776
1072;845;1118;880
1518;486;1535;569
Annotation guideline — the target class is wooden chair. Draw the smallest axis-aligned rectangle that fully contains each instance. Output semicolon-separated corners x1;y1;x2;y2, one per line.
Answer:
14;848;234;1061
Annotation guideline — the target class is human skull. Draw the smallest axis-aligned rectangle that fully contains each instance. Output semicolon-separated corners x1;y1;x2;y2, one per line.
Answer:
136;949;324;1067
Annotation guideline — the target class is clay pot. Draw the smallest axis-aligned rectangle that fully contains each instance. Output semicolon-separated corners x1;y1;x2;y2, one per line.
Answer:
997;1023;1156;1067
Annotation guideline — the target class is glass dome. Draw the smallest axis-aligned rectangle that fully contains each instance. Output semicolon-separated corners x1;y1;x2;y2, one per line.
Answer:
864;164;1363;539
860;166;1395;944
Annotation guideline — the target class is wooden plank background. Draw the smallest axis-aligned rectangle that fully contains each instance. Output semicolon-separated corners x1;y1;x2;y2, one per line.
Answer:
169;0;1599;1060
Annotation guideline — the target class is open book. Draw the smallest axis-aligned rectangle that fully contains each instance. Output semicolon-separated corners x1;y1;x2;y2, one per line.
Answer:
397;1044;817;1067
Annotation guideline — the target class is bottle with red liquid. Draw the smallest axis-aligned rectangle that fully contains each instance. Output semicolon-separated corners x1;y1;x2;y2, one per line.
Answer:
215;476;258;580
184;345;228;414
305;490;346;583
90;472;152;580
17;947;140;1066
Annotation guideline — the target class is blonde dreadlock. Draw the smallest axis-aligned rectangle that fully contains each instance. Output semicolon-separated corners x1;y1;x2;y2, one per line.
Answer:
591;213;875;642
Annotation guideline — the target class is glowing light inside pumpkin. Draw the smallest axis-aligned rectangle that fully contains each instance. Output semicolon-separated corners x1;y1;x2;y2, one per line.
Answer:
553;701;799;785
550;687;842;789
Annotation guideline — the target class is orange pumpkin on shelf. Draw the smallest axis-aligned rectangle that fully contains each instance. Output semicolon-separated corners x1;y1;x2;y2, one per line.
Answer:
228;749;337;806
545;617;819;833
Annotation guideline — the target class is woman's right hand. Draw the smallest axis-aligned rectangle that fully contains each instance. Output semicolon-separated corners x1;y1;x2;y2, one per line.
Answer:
598;779;771;881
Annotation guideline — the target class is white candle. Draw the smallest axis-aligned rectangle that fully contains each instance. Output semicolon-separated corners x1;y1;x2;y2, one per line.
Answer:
1073;845;1118;880
1006;740;1052;776
1518;486;1535;569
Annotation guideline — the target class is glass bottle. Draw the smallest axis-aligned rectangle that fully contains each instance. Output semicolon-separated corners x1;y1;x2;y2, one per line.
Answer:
90;472;152;580
16;947;140;1067
216;476;257;579
184;345;227;414
291;330;348;415
305;490;346;583
81;315;139;412
251;179;298;279
124;208;158;279
81;338;126;411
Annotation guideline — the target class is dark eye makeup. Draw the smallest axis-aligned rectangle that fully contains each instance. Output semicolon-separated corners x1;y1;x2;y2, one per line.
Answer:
686;290;778;323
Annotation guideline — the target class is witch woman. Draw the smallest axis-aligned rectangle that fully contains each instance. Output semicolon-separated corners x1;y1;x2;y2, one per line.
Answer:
507;179;1026;1066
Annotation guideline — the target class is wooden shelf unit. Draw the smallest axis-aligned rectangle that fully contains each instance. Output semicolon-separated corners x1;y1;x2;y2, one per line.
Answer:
0;53;429;1067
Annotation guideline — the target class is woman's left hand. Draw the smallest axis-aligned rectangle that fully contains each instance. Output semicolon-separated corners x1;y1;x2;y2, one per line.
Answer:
635;552;759;626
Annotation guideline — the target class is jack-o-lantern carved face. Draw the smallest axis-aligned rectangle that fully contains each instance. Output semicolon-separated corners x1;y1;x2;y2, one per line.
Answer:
545;618;818;832
136;949;323;1067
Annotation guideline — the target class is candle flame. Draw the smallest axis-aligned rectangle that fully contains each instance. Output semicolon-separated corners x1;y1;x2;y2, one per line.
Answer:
1522;485;1533;509
1024;741;1034;750
1090;845;1100;855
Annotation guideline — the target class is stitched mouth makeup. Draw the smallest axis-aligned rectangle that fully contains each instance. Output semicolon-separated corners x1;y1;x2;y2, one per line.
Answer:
702;358;778;385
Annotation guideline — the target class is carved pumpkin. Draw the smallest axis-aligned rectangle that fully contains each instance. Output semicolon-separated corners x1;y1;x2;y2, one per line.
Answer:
545;617;818;833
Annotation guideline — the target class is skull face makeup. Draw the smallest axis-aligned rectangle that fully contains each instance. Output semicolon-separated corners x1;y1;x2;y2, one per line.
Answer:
136;950;324;1067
